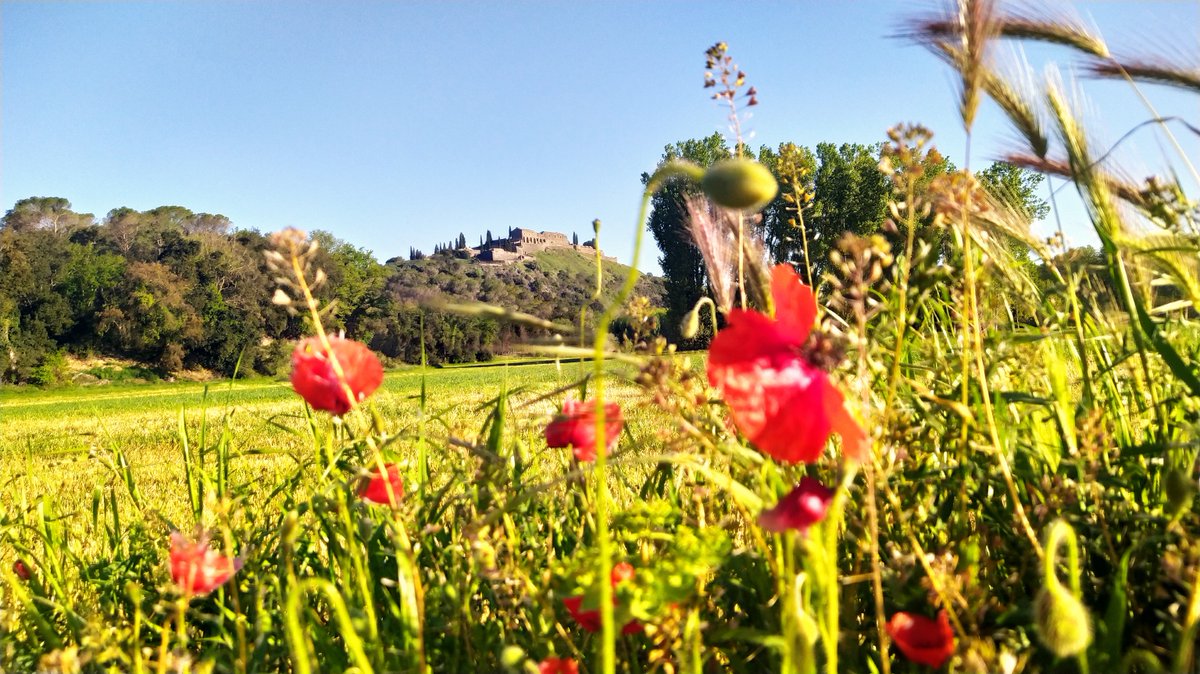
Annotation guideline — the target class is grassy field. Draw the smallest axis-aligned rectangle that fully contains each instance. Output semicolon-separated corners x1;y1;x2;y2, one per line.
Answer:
0;359;670;541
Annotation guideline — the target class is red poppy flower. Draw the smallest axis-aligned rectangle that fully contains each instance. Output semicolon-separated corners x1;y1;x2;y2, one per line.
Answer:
169;532;241;596
563;561;643;634
707;264;867;464
545;400;623;462
291;336;384;415
358;463;405;506
886;610;955;668
13;560;31;581
538;657;579;674
758;476;833;533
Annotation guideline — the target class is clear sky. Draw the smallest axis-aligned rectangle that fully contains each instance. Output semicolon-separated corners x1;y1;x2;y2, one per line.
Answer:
2;2;1197;271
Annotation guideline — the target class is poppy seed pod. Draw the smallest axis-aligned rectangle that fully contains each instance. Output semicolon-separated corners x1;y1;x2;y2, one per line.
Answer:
1034;520;1092;658
701;159;779;211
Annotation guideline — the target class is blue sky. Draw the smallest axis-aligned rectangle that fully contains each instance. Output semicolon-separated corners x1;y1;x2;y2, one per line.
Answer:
2;2;1197;271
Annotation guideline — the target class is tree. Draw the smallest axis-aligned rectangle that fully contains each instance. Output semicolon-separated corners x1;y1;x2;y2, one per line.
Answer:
644;132;732;346
572;232;579;246
311;231;392;340
2;197;94;234
976;161;1050;221
184;213;232;236
807;142;892;278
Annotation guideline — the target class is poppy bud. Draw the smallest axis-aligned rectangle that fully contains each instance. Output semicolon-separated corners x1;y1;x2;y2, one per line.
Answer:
500;645;525;669
680;305;702;339
701;159;778;211
1034;581;1092;657
1035;520;1092;658
1165;467;1196;515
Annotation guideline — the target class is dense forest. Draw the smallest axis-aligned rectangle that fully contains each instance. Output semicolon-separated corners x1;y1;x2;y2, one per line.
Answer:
0;198;663;384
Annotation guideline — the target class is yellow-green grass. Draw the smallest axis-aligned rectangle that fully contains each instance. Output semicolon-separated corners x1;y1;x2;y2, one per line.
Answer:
0;358;673;551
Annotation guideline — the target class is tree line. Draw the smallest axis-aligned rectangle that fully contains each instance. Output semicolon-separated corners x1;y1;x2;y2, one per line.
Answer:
0;198;662;385
644;133;1066;346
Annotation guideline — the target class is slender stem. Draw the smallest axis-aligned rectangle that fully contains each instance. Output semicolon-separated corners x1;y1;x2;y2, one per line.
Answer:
737;212;747;310
796;203;814;288
585;162;699;673
1045;178;1095;404
962;201;1044;558
865;466;888;674
883;176;919;415
1174;558;1200;673
590;182;655;674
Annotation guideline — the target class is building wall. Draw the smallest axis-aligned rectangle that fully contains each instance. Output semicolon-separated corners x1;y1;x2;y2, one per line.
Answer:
475;227;607;262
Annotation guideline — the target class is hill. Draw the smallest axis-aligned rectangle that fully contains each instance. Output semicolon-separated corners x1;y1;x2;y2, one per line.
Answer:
0;199;665;384
367;248;665;364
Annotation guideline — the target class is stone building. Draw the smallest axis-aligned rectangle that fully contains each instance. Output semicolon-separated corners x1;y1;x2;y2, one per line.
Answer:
473;226;616;264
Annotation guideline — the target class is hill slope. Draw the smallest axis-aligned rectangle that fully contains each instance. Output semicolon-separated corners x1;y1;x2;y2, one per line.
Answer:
366;249;664;364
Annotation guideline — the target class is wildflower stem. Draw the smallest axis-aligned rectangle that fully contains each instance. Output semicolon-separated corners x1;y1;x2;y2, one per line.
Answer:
963;223;1043;555
585;161;700;674
1175;559;1200;673
737;211;747;310
796;202;814;288
883;173;919;415
865;465;889;674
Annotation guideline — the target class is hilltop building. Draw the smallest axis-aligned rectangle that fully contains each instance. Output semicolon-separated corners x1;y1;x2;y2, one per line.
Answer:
473;227;614;264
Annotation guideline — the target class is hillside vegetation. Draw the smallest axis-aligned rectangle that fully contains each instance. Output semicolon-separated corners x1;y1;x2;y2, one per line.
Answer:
0;206;664;384
375;249;664;363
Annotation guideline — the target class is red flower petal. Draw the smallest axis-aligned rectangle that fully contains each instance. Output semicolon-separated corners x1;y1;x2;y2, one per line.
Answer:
563;595;602;632
823;383;869;463
291;337;383;415
708;309;800;367
169;532;241;596
708;353;833;464
544;400;623;462
611;561;635;585
758;476;834;533
886;611;956;668
770;264;816;343
357;463;405;506
538;657;580;674
707;266;863;465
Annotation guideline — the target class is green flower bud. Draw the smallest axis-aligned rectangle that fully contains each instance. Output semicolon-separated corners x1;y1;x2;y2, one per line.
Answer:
500;645;526;670
680;305;702;339
1035;520;1092;658
1165;467;1196;515
701;159;779;211
1034;581;1092;657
